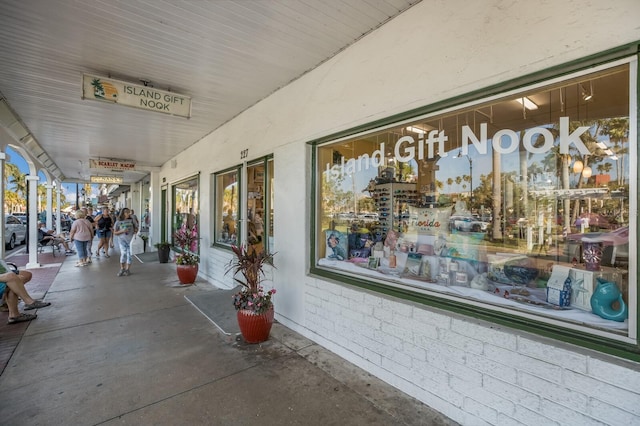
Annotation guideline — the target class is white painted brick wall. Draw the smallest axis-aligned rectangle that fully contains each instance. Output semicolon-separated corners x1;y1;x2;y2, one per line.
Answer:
303;280;640;425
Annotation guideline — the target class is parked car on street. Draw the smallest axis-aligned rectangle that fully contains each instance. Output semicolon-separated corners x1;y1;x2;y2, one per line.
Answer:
13;213;27;224
449;214;489;232
5;214;27;249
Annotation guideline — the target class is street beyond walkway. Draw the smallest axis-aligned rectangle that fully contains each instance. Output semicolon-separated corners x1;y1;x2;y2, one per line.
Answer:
0;250;456;425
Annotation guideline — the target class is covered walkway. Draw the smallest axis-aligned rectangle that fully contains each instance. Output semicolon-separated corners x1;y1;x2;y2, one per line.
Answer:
0;248;454;425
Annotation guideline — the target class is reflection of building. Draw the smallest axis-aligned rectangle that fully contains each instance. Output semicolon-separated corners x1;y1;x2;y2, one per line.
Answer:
594;174;611;186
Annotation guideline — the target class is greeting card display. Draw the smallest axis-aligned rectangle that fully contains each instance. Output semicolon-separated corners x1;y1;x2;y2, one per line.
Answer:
546;265;572;307
325;230;348;261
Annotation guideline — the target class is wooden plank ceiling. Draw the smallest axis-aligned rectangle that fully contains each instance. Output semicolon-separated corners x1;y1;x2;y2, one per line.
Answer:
0;0;418;184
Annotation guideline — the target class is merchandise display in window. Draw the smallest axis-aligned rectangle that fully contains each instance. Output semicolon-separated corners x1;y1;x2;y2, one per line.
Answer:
315;60;634;340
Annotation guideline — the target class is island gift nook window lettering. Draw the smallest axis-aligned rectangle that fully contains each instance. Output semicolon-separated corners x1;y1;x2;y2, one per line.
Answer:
314;59;635;344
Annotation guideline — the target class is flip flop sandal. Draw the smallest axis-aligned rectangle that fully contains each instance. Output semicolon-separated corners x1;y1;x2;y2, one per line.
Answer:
24;300;51;310
8;313;37;324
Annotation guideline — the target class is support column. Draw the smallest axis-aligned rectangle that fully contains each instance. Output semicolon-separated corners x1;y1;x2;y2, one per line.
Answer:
26;175;41;268
46;184;53;230
0;152;5;259
55;183;61;234
149;171;161;249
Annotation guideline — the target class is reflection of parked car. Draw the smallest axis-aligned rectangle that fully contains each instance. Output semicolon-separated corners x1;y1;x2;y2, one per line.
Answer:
13;213;27;224
5;214;27;249
449;215;489;232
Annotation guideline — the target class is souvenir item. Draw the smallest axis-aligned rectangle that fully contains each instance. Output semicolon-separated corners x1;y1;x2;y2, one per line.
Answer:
367;257;380;270
448;259;459;285
403;252;423;277
503;257;539;286
470;272;490;291
406;206;452;236
487;254;522;284
582;240;603;271
388;252;397;268
546;265;572;307
455;271;468;286
590;278;628;322
325;230;348;261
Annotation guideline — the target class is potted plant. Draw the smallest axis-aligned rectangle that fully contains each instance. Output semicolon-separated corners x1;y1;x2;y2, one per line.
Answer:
154;241;171;263
139;234;149;253
173;224;199;284
225;244;276;343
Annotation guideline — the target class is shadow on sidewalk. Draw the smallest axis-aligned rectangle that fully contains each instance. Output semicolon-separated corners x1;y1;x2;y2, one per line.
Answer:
0;252;63;374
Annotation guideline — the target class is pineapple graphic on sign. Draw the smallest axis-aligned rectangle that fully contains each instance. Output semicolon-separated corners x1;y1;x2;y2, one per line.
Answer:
91;78;118;101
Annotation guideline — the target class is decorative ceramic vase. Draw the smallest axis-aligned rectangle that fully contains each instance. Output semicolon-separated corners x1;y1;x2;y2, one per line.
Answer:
176;264;198;284
237;305;275;343
582;241;602;271
590;278;627;322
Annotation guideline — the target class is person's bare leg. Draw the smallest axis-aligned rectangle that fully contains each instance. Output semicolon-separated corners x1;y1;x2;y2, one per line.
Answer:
6;290;20;317
1;272;36;305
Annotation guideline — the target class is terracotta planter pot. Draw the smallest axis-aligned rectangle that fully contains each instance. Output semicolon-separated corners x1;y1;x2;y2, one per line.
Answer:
176;264;198;284
237;305;274;343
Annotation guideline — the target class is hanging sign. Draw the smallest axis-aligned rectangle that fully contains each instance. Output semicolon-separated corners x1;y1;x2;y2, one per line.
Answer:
82;74;191;118
91;176;124;184
90;158;136;171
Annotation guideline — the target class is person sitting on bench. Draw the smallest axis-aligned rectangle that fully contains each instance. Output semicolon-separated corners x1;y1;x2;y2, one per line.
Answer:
38;222;74;255
0;261;51;324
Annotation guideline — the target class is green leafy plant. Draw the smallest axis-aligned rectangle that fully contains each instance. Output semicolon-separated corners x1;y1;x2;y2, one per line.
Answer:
173;224;199;265
154;241;171;249
225;245;276;314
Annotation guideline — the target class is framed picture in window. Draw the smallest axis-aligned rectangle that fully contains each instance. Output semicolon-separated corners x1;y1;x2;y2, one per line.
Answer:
254;169;264;182
367;256;380;270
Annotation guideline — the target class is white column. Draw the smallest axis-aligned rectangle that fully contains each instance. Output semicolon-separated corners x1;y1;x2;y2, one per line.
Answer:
46;184;53;230
26;175;41;268
149;171;161;249
55;183;61;233
0;151;5;259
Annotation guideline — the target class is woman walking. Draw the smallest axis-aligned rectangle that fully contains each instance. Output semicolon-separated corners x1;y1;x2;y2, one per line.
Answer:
94;207;113;257
69;209;94;267
113;208;138;276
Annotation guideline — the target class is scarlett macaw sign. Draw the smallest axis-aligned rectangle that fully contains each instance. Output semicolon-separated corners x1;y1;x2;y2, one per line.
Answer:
82;74;191;118
326;117;596;179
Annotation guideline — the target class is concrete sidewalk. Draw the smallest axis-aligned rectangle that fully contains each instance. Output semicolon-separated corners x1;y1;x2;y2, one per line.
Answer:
0;249;456;426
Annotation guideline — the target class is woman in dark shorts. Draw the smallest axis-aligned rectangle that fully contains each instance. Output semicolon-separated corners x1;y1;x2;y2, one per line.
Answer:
94;207;113;257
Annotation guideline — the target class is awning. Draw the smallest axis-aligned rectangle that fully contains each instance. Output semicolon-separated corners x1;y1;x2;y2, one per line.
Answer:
107;185;130;198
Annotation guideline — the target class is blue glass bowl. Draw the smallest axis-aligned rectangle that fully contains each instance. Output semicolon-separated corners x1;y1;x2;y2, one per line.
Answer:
503;263;539;285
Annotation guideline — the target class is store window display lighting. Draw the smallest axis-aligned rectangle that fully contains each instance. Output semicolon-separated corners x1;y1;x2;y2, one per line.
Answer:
314;59;636;346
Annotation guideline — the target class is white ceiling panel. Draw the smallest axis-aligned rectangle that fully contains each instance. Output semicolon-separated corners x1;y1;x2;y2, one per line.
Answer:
0;0;418;183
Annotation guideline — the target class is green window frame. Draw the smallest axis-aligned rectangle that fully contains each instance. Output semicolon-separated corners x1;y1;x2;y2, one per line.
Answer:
171;174;199;253
310;43;640;361
212;155;274;251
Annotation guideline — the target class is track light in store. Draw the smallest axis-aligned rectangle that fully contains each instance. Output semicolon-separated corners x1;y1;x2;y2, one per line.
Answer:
406;126;426;134
515;97;538;111
581;81;594;101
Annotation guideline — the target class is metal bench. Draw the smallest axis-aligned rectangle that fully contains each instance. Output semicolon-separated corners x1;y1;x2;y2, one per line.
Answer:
38;238;61;257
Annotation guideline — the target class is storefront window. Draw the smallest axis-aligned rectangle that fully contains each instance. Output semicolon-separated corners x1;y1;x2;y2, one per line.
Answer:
215;168;240;245
246;158;275;253
214;158;274;251
315;60;635;341
172;175;199;250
